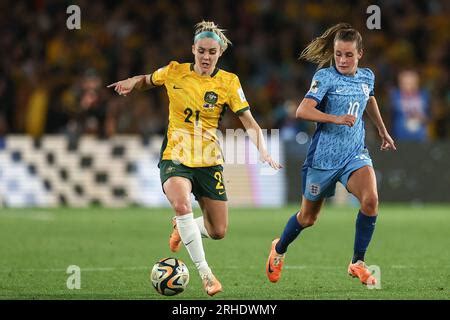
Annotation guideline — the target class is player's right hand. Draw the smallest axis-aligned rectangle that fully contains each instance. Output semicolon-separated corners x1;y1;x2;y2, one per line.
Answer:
260;152;283;170
107;78;137;96
334;114;356;127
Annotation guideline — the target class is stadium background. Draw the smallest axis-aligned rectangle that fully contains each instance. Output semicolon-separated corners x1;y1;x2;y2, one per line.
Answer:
1;0;449;207
0;0;449;300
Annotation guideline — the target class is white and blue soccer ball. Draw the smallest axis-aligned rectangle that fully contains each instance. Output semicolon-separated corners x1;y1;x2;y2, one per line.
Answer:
150;257;189;296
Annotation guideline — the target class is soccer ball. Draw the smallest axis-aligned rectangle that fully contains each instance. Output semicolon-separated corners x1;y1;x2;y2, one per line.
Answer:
150;257;189;296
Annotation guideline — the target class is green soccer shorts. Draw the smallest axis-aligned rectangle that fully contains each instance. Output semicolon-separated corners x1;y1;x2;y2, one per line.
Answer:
159;160;227;201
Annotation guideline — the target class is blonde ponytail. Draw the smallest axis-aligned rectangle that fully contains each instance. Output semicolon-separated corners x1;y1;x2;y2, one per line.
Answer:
194;21;232;52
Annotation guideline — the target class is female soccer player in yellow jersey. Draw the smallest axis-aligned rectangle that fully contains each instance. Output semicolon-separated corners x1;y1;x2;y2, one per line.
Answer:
108;21;281;296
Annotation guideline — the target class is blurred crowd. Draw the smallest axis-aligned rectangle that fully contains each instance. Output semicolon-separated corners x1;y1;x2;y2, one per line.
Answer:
0;0;449;142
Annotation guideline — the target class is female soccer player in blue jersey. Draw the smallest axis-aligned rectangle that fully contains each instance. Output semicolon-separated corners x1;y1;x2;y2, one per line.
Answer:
266;23;396;285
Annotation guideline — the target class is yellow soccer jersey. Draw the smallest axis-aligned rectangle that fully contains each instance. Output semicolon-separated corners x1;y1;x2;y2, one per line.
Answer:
150;61;250;167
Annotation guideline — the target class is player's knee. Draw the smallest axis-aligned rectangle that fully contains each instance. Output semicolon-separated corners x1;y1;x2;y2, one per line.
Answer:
298;213;317;228
303;217;317;227
171;200;192;215
361;195;378;215
209;227;227;240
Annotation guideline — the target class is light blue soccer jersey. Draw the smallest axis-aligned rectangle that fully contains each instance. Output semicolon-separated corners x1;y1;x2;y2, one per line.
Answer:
304;66;375;169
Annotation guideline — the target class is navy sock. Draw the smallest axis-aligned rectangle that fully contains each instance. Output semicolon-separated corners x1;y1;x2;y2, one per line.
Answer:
275;212;304;254
352;210;377;263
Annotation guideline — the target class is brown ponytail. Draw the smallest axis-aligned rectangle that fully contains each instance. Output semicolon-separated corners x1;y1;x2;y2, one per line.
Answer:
300;23;363;68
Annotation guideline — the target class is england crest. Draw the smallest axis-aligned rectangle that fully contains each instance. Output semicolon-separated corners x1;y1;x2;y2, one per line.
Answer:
361;83;370;98
309;183;321;196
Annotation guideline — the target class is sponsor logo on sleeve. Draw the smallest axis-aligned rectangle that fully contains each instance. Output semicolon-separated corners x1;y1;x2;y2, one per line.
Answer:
237;87;247;102
310;80;319;94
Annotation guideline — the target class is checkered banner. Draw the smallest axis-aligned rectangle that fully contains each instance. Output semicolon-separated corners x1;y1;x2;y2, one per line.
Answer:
0;135;285;208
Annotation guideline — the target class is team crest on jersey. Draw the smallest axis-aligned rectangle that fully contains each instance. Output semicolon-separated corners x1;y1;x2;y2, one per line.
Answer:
361;83;370;98
309;80;319;94
204;91;218;109
309;183;321;196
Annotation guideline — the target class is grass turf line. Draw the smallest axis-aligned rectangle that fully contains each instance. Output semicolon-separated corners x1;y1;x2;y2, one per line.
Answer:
0;205;448;299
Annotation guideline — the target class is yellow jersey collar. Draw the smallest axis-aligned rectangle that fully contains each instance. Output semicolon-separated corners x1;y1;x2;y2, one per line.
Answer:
190;63;220;78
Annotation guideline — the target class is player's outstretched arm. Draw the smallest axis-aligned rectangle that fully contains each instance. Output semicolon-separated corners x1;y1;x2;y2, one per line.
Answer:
296;98;356;127
238;110;282;170
365;96;397;151
107;74;154;96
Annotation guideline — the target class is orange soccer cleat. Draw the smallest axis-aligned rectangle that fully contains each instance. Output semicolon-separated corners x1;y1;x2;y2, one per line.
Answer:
202;272;223;296
266;238;285;283
348;260;377;285
169;217;182;253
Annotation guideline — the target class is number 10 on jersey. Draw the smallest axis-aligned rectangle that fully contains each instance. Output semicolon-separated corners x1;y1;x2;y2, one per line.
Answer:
348;101;360;117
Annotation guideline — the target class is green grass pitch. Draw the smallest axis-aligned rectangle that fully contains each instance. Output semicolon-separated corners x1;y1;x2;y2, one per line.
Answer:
0;205;448;299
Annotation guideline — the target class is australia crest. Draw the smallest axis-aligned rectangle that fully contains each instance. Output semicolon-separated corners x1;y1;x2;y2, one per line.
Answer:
203;91;218;109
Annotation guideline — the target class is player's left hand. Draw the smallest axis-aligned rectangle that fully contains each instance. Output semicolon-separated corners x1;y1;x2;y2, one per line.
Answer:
380;132;396;151
260;152;283;170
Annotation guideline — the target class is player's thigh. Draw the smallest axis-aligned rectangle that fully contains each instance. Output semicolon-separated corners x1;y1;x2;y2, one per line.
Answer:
346;165;378;214
198;197;228;238
193;165;228;237
162;176;193;214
